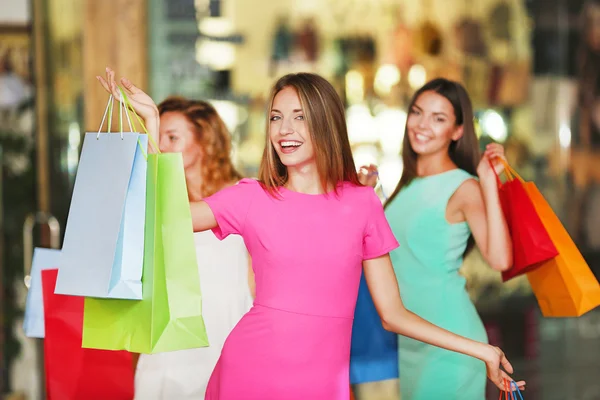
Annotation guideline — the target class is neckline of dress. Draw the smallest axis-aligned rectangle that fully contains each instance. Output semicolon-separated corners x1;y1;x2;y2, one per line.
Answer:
415;168;461;180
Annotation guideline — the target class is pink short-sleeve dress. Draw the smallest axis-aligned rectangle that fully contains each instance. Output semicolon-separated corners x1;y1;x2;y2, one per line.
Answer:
203;178;398;400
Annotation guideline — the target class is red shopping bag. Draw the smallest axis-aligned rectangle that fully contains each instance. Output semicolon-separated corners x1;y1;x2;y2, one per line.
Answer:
494;161;558;281
42;269;134;400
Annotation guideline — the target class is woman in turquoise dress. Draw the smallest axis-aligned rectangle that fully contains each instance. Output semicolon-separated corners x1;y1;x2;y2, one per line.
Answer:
384;78;513;399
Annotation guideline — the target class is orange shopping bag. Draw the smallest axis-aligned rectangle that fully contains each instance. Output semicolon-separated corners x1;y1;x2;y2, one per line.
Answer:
495;161;558;281
503;162;600;317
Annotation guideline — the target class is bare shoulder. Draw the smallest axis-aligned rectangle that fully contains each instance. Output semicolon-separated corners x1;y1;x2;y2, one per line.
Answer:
452;178;483;208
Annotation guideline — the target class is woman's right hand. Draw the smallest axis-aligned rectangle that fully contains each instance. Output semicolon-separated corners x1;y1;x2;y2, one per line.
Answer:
96;67;159;132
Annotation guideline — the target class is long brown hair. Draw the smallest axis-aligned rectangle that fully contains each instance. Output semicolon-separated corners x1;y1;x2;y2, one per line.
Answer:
385;78;480;207
158;96;242;197
577;1;600;147
578;0;600;109
258;73;361;195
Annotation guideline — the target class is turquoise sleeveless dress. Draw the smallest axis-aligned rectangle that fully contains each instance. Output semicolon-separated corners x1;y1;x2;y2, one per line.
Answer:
385;169;488;399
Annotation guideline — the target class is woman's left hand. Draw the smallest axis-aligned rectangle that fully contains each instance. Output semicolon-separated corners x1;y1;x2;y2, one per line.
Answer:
484;345;526;392
477;143;506;182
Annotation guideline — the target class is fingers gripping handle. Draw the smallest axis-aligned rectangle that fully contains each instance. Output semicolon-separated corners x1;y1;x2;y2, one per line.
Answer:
489;157;523;188
119;86;160;154
95;86;160;156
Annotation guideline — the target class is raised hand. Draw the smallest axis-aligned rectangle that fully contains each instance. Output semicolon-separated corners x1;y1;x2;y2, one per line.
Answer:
96;67;160;150
477;143;506;181
96;67;159;123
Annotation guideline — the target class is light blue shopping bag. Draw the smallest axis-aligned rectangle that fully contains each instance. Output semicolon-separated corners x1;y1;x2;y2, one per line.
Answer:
23;247;61;338
55;94;149;299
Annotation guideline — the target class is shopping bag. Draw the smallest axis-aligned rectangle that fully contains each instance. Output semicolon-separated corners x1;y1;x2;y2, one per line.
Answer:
42;268;134;400
350;273;398;384
23;247;61;338
82;97;207;353
494;160;558;281
522;178;600;317
55;94;148;299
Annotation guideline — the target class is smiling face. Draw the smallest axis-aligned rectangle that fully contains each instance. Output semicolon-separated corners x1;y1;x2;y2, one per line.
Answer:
268;86;316;169
406;90;464;157
258;73;360;194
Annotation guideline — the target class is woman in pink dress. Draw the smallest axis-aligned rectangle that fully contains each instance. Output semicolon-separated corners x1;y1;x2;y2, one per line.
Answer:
97;69;525;399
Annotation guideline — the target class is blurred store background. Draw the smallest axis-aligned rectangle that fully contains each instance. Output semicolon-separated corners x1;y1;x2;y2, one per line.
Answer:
1;0;600;399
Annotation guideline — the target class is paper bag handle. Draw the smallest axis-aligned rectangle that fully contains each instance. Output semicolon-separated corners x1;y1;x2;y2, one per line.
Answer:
510;381;524;400
96;94;114;135
498;379;524;400
489;157;524;187
498;158;524;183
96;93;134;139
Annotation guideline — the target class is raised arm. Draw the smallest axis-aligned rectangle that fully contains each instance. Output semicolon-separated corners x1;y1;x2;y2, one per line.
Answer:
460;144;513;271
362;254;525;392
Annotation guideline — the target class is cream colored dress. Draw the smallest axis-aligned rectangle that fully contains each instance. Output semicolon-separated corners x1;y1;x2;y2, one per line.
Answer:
134;231;253;399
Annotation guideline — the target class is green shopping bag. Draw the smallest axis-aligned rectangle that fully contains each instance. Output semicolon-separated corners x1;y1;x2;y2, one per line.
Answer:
82;90;208;353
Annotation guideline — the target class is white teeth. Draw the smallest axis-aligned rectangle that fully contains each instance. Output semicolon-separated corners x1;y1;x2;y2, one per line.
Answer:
416;134;429;142
281;141;302;147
